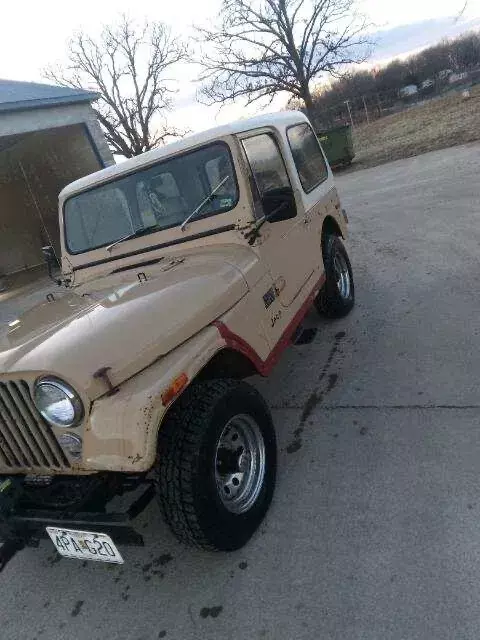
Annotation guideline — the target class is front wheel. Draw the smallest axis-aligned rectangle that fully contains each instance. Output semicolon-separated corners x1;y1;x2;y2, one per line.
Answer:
315;234;355;318
156;380;276;551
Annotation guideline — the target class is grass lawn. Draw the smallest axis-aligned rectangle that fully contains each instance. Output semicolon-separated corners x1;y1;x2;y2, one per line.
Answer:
349;85;480;170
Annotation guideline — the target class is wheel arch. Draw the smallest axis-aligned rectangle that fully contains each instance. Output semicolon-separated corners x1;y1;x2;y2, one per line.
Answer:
322;214;343;239
321;215;344;260
197;347;258;381
158;347;260;440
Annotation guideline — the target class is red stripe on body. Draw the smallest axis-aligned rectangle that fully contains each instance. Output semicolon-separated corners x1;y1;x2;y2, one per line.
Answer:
214;273;326;376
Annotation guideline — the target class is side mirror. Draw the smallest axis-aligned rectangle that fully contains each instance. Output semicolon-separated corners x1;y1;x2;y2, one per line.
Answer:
42;246;61;285
262;186;297;223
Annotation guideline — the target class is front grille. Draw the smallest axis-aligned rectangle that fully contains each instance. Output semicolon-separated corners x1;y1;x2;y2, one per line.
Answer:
0;380;70;471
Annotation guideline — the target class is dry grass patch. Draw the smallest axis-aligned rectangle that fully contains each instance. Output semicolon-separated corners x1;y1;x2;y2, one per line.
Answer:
350;85;480;170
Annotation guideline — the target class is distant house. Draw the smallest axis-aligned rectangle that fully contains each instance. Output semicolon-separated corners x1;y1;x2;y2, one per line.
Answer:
399;84;418;98
449;72;469;84
0;79;113;283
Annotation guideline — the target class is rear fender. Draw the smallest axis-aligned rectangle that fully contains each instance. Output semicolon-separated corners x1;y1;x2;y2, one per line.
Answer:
324;188;348;239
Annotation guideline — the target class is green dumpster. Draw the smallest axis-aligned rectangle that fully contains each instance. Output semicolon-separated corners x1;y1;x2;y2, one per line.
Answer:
316;124;354;169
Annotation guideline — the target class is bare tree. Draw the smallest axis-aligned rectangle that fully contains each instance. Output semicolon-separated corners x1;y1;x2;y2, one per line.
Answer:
450;32;480;70
196;0;371;123
46;17;187;157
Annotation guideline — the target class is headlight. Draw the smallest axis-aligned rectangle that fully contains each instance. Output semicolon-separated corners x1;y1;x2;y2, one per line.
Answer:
33;378;84;428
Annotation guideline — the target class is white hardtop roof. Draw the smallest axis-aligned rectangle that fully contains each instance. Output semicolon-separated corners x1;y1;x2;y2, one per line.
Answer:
60;110;309;199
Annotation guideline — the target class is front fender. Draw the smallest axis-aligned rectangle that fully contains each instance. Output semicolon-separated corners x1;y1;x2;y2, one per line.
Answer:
83;325;225;472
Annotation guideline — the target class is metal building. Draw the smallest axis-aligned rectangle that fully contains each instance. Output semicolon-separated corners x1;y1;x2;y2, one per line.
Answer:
0;79;113;286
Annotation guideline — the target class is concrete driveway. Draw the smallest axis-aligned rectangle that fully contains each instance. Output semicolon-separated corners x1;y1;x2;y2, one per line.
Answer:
1;142;480;640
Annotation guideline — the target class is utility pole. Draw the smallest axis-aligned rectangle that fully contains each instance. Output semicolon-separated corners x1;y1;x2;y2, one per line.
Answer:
344;100;354;128
362;96;370;124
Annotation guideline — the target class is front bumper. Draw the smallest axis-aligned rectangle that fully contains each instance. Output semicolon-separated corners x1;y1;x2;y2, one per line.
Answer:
0;474;154;571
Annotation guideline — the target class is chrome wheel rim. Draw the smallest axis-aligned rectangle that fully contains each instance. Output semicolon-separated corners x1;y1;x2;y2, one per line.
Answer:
214;414;266;514
333;251;351;299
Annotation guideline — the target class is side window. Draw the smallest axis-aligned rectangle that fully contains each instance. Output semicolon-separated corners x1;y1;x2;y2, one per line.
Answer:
242;133;291;198
287;123;328;193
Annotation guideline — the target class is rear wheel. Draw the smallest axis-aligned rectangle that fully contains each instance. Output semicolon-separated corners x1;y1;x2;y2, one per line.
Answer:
315;234;355;318
156;379;276;551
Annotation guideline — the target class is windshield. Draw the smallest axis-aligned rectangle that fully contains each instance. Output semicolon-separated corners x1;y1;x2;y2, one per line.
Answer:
64;141;238;254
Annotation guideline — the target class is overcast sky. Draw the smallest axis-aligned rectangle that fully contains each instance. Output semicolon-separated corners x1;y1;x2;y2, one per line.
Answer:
1;0;479;132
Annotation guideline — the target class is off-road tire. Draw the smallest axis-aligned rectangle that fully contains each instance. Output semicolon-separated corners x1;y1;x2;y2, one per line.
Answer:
156;379;276;551
315;234;355;318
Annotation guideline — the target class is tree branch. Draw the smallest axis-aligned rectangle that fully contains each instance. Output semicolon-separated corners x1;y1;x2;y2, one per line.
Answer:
196;0;372;119
44;16;187;157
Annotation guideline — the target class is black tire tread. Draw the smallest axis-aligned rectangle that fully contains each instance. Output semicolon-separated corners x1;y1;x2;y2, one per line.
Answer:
316;234;355;318
155;379;270;550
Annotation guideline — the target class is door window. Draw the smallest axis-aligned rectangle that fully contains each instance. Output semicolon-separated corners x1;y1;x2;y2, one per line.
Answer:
242;133;292;198
287;123;328;193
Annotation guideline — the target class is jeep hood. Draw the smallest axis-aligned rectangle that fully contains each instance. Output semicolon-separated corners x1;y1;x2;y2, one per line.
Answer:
0;249;251;399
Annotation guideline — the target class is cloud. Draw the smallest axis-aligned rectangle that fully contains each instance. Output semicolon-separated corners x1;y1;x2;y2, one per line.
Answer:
369;16;480;64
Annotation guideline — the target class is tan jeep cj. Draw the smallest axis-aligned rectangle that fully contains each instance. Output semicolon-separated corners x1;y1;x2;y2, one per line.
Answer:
0;111;354;564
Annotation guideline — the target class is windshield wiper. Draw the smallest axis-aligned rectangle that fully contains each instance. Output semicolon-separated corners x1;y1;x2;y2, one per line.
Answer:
181;176;229;232
106;226;159;253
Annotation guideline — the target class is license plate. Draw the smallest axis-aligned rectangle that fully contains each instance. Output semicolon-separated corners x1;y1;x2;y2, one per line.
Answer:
46;527;124;564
